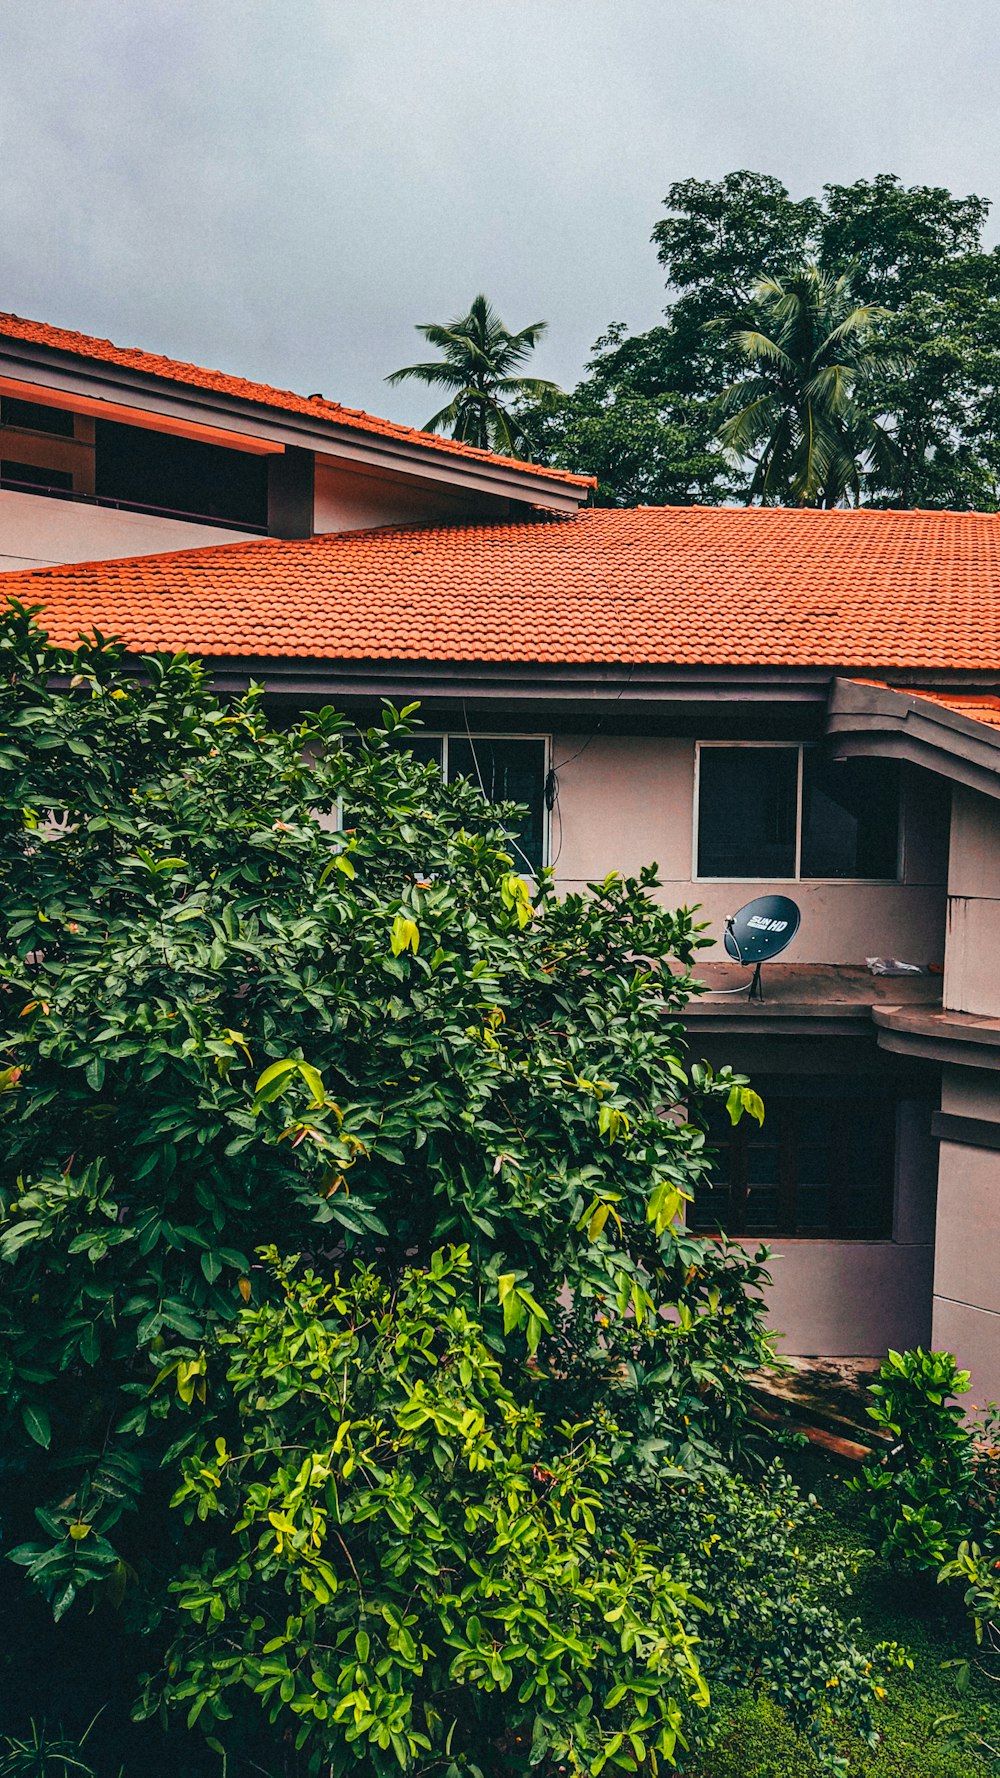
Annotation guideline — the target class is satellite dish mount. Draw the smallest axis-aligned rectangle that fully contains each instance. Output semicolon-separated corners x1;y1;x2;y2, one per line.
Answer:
723;894;801;1000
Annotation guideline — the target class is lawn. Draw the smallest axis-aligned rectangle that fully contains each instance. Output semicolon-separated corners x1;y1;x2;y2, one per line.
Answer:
688;1446;1000;1777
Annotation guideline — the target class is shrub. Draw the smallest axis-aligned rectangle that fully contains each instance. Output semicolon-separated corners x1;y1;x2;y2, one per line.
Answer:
850;1349;1000;1573
0;606;889;1774
140;1244;708;1775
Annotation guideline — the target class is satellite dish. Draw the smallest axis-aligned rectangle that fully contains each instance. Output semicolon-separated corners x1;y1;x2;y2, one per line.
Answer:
722;894;801;1001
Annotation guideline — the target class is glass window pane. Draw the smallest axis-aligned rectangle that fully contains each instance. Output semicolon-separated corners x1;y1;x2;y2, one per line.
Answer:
393;735;443;770
697;1079;896;1241
447;737;546;874
689;1178;730;1235
697;747;798;879
94;419;268;528
1;461;74;492
1;397;75;436
800;753;899;879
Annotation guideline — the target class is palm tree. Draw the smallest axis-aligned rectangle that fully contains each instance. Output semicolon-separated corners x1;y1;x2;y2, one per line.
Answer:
386;294;562;459
714;266;901;506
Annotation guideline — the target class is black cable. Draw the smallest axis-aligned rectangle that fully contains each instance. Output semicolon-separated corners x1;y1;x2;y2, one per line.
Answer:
460;700;539;880
703;914;756;994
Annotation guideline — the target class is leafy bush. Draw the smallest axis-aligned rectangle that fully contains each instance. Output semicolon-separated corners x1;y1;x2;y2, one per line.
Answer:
141;1244;708;1775
850;1350;1000;1573
851;1346;1000;1760
0;606;890;1774
0;1719;101;1778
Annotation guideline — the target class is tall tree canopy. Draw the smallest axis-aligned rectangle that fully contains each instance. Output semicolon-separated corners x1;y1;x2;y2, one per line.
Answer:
386;293;561;458
524;172;1000;509
715;266;897;507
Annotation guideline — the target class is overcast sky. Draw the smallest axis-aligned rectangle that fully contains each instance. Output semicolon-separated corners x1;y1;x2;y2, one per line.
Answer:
2;0;999;428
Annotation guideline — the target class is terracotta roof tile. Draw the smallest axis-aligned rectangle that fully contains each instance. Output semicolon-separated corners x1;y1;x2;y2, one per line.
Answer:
4;504;1000;671
0;311;593;490
905;689;1000;728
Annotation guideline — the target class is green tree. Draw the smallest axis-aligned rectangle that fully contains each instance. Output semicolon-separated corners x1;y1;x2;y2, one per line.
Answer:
0;605;892;1775
714;265;898;506
817;175;1000;507
526;171;1000;510
818;173;992;307
521;327;730;507
386;293;561;457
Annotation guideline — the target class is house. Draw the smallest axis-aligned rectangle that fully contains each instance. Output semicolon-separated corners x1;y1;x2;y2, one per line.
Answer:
3;311;1000;1398
0;310;591;570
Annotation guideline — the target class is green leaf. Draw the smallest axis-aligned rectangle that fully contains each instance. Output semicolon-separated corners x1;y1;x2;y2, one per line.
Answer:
297;1061;325;1103
21;1402;51;1449
254;1059;298;1101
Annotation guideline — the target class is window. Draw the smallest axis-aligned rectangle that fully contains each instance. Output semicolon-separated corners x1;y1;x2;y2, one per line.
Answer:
0;396;76;436
0;460;74;493
695;744;899;880
691;1078;896;1240
697;746;798;879
94;420;268;529
394;735;548;873
800;752;899;878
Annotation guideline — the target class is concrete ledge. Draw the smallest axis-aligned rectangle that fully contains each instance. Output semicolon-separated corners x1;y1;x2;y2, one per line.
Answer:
932;1110;1000;1152
686;964;940;1035
875;1002;1000;1070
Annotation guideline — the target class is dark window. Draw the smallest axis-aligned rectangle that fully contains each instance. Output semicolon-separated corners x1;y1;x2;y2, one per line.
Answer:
389;735;547;871
1;461;74;493
692;1078;896;1240
94;420;268;528
0;397;75;436
400;736;444;770
697;746;798;879
801;753;899;879
447;736;547;874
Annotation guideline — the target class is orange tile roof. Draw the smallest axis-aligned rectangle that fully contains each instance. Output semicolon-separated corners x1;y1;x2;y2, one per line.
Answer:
4;504;1000;670
906;689;1000;729
0;311;593;490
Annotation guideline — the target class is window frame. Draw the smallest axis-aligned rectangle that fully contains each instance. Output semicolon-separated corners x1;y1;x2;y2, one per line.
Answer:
692;1083;899;1243
403;731;552;874
692;740;902;884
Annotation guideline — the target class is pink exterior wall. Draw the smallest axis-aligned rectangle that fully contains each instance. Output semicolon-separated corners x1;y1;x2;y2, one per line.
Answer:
550;734;947;966
745;1093;937;1355
944;788;1000;1016
0;488;253;571
313;457;499;534
933;1065;1000;1401
930;795;1000;1400
546;733;943;1356
754;1239;933;1355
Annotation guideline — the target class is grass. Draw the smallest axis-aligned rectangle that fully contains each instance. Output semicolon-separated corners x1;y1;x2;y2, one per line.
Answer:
687;1447;1000;1777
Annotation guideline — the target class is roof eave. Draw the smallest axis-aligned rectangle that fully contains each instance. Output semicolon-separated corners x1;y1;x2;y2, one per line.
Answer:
826;676;1000;801
0;334;591;512
105;653;834;704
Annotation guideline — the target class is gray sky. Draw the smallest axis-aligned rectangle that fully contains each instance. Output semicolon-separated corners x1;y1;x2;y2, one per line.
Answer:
2;0;999;429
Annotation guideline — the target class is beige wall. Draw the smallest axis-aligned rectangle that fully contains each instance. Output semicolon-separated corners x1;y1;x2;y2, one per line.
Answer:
944;787;1000;1016
760;1240;934;1355
551;735;947;965
929;791;1000;1400
547;732;942;1356
314;457;497;534
933;1066;1000;1401
754;1094;937;1355
0;488;253;571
